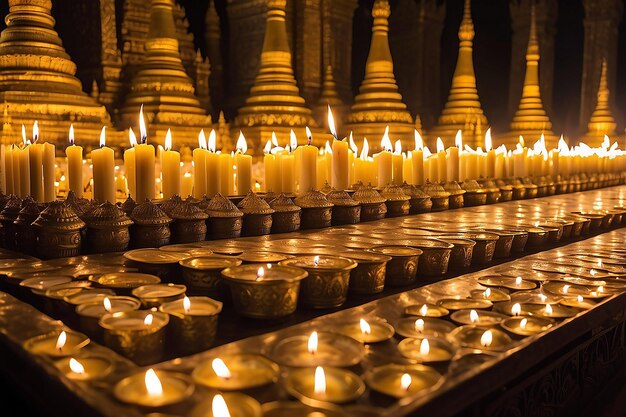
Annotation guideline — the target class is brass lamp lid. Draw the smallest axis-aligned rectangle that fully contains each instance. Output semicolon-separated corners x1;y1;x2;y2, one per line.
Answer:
85;202;133;229
32;201;86;231
169;200;209;220
160;194;184;216
65;190;93;218
352;186;386;205
0;195;22;221
130;200;172;226
119;196;137;215
14;197;41;225
269;194;301;213
422;181;451;198
237;191;275;215
294;190;334;209
381;185;412;201
460;179;487;193
206;193;244;218
326;190;359;207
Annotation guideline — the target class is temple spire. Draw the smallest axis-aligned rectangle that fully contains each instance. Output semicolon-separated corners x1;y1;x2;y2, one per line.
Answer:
429;0;487;147
234;0;315;147
346;0;413;149
315;66;346;131
505;4;556;148
582;59;617;146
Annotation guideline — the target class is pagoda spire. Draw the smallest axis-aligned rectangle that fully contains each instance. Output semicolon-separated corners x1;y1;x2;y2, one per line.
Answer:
233;0;315;147
314;65;347;132
119;0;210;146
346;0;414;149
582;59;617;146
429;0;487;147
505;4;556;148
0;0;111;145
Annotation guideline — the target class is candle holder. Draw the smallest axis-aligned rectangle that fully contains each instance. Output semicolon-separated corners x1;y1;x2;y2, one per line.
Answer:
365;364;442;398
521;177;539;199
436;237;475;270
0;195;22;248
100;310;169;365
189;392;261;417
262;402;345;417
404;303;449;318
551;218;574;239
24;329;90;357
450;309;508;326
55;355;114;381
508;178;527;200
484;229;515;259
14;197;40;255
129;201;172;248
159;296;222;354
132;283;187;308
271;331;366;367
334;317;395;343
401;183;433;214
75;296;141;338
32;201;85;259
205;193;244;239
191;353;279;390
448;325;513;352
437;298;493;311
395;317;456;338
285;367;365;404
221;264;307;318
501;316;554;336
450;232;498;265
344;250;391;294
477;178;501;204
84;202;133;253
92;272;161;295
525;226;549;247
238;191;274;236
443;181;466;209
422;181;450;211
120;195;137;215
294;190;334;229
555;175;569;194
326;190;361;225
381;185;411;216
352;186;387;221
179;256;242;298
169;199;208;243
535;221;563;242
477;275;536;291
460;180;488;206
42;281;94;318
405;238;453;276
487;227;528;252
114;369;194;408
495;179;513;202
397;337;456;363
159;194;183;217
368;245;422;286
279;255;356;308
269;194;301;233
533;176;548;197
470;287;511;302
65;191;93;219
64;289;116;307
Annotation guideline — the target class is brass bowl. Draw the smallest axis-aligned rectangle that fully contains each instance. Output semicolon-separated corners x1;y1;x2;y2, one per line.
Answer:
536;222;563;243
511;186;526;200
170;219;207;243
448;232;499;265
331;205;361;225
360;202;387;222
526;227;549;247
498;188;513;202
525;184;538;199
241;213;273;236
487;228;528;253
436;238;475;270
271;210;301;233
448;193;465;209
385;200;411;217
409;197;432;214
344;251;392;294
368;246;423;287
556;181;569;194
485;189;501;204
406;238;453;277
131;224;171;248
207;216;243;240
179;256;242;298
486;230;515;259
300;207;332;229
463;190;487;206
430;196;449;212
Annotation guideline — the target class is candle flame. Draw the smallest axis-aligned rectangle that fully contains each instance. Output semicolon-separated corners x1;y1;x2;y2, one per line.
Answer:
394;140;402;155
562;284;570;294
198;129;207;149
420;304;428;316
271;131;279;147
349;132;358;154
485;128;492;151
359;318;371;335
590;268;596;276
577;295;583;302
99;126;106;148
305;126;313;145
596;259;602;268
360;138;369;160
33;120;39;142
308;331;318;354
520;318;528;329
145;369;163;397
327;105;337;138
515;276;522;286
69;358;85;375
211;358;232;379
539;294;547;302
469;309;479;323
208;129;217;153
164;129;172;151
314;366;326;395
419;338;430;355
211;394;231;417
597;285;604;293
144;313;153;326
69;124;75;145
480;330;493;347
545;304;553;315
401;373;412;391
129;127;137;147
414;129;423;151
484;288;491;298
381;126;392;151
512;303;521;316
455;130;463;149
236;131;247;154
21;124;27;146
56;331;67;351
289;129;298;152
414;318;424;333
183;296;191;313
264;139;272;155
313;255;320;266
325;140;332;155
139;105;147;143
436;137;444;153
256;266;265;280
103;297;112;313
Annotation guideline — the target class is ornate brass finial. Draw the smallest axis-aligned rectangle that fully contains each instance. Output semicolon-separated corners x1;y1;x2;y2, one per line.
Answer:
429;0;487;147
583;58;617;145
346;0;414;149
119;0;210;146
505;3;556;148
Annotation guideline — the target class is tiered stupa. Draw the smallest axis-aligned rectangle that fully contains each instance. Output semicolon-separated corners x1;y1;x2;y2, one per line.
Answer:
119;0;211;146
503;5;556;148
233;0;316;151
0;0;111;146
428;0;488;148
314;65;347;132
346;0;414;150
581;59;617;146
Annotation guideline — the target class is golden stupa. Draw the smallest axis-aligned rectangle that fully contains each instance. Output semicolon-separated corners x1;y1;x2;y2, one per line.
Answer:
429;0;487;148
581;59;617;146
346;0;414;150
119;0;211;146
233;0;316;151
0;0;111;146
314;65;347;132
503;5;556;148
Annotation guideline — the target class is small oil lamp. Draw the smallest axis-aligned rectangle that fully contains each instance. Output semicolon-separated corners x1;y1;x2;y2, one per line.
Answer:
404;303;450;318
23;330;90;357
270;331;365;368
334;318;395;343
285;366;365;404
365;364;442;398
113;368;194;407
448;326;513;352
395;317;456;339
501;316;554;336
192;354;279;390
450;309;507;327
55;356;113;380
397;337;455;363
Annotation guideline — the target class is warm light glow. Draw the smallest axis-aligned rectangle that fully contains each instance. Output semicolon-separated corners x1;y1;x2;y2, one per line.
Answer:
484;128;492;151
325;140;332;155
308;331;318;354
271;131;279;147
563;284;570;294
139;105;147;142
305;126;313;145
211;358;232;379
381;126;392;152
99;126;106;148
480;330;493;347
539;294;547;302
314;366;326;395
436;137;444;153
69;124;75;145
401;373;412;391
360;138;370;160
144;313;153;326
183;296;191;314
577;295;584;303
597;259;602;268
103;297;112;313
129;127;137;148
21;124;27;146
512;303;521;316
145;369;163;397
290;129;298;151
327;105;337;138
69;358;85;375
198;129;207;149
545;304;553;315
597;285;604;293
264;140;272;154
414;129;423;151
359;319;371;335
164;129;172;151
394;140;402;155
56;331;67;351
256;267;265;280
419;338;430;355
414;319;425;333
313;255;320;266
208;129;217;153
484;288;492;298
515;276;522;286
590;269;597;276
469;309;479;323
236;131;247;154
349;132;358;154
520;318;528;329
455;130;463;149
33;120;39;141
420;304;428;316
212;394;231;417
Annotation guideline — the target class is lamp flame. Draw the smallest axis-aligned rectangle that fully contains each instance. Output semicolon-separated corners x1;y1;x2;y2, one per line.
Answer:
485;128;492;151
401;373;412;391
313;255;320;266
314;366;326;395
562;284;570;294
308;331;318;354
236;131;247;154
33;121;39;142
484;288;491;298
264;140;272;155
305;126;313;145
139;105;147;143
394;140;402;155
414;129;423;151
414;318;424;333
520;318;528;329
360;138;370;160
103;297;112;313
271;131;279;147
99;126;106;148
381;126;392;152
69;124;75;145
164;129;172;151
420;304;428;316
208;129;217;153
480;330;493;347
349;132;358;154
325;140;332;155
183;296;191;314
545;304;553;315
515;276;522;286
256;267;265;280
197;129;207;149
211;358;232;380
144;313;153;326
327;105;337;139
419;338;430;355
512;303;521;316
577;295;583;303
21;124;27;146
212;394;231;417
56;331;67;351
469;309;479;323
436;137;444;153
129;127;137;148
359;319;371;335
69;358;85;375
289;129;298;151
455;130;463;149
145;369;163;397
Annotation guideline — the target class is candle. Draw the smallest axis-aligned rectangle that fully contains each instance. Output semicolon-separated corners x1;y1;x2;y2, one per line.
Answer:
194;129;208;198
448;326;512;352
501;316;553;336
393;317;457;339
17;125;29;197
66;125;83;198
91;127;115;203
135;108;155;202
181;171;193;198
335;317;395;343
298;127;318;195
285;366;365;404
366;364;442;398
404;303;449;318
205;129;221;197
412;130;424;185
436;137;446;182
124;128;137;198
271;330;365;368
113;368;194;407
332;138;350;191
28;121;43;201
4;144;14;195
43;141;55;202
391;140;403;185
447;130;461;182
264;134;279;192
161;129;180;199
375;126;393;187
219;151;235;196
403;152;413;184
191;353;279;390
450;309;507;326
55;356;113;381
235;132;252;195
397;337;455;363
279;141;295;194
348;132;357;186
24;330;90;357
484;128;495;177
